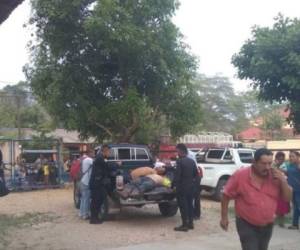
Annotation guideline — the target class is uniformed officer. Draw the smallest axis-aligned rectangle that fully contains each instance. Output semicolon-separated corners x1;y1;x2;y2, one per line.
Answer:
89;144;111;224
174;144;198;232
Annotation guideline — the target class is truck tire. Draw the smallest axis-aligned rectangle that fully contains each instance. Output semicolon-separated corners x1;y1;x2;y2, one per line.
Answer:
159;201;178;217
213;179;227;201
74;181;81;209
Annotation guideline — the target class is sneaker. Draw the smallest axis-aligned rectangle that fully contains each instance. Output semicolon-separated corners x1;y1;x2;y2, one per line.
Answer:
288;225;299;230
174;225;189;232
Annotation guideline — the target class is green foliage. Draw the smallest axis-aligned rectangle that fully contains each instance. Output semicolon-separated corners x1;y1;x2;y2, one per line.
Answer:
262;111;284;131
26;0;202;143
193;75;248;134
232;14;300;132
0;82;54;138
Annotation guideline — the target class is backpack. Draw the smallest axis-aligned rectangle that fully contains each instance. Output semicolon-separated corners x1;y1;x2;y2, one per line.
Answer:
70;157;87;181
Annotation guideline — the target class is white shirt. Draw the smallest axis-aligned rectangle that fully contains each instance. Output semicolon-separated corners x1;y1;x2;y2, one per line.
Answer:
81;156;93;186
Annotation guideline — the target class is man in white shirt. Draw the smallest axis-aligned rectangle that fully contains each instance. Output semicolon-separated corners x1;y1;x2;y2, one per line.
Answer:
79;149;94;220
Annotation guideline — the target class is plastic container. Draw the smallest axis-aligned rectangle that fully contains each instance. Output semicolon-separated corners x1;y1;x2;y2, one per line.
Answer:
116;175;124;190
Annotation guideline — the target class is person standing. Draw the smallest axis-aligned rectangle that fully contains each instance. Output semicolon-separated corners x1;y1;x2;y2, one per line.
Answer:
79;150;94;220
272;151;290;227
286;151;300;230
187;149;202;220
174;144;198;232
220;148;292;250
89;145;110;224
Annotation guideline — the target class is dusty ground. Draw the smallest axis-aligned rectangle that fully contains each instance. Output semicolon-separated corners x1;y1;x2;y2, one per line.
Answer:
0;188;299;250
0;187;227;250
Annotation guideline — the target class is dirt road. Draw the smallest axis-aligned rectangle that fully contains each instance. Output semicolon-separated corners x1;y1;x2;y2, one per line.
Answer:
0;188;299;250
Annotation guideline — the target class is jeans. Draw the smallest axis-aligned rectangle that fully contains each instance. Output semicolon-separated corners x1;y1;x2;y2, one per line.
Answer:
292;192;300;227
177;190;194;226
132;177;155;193
236;217;273;250
79;182;90;218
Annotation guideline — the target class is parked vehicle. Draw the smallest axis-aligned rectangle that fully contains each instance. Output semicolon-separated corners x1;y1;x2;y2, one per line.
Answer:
198;148;255;201
73;144;178;219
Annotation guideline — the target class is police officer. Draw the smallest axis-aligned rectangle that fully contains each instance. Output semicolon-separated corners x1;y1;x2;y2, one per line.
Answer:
174;144;198;232
89;144;111;224
187;149;202;220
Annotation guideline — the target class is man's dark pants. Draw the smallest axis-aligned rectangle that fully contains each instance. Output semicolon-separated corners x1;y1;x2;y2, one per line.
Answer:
193;183;201;218
292;191;300;227
236;217;273;250
177;190;194;226
90;186;107;221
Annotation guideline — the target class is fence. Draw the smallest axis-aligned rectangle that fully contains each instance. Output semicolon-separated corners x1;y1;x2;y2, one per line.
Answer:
0;138;67;191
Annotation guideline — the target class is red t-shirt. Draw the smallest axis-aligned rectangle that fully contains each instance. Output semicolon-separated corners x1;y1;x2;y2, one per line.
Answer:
223;167;281;226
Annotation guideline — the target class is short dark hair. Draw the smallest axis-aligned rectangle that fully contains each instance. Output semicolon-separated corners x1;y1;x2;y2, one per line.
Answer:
275;151;285;160
254;148;273;162
101;144;110;151
176;143;188;155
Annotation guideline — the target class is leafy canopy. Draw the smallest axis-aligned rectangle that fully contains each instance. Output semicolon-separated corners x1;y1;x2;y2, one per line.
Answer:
232;14;300;132
0;82;53;138
26;0;202;142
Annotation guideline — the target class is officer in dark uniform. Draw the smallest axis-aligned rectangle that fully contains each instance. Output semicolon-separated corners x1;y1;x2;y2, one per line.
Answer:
89;144;111;224
193;166;202;220
174;143;198;232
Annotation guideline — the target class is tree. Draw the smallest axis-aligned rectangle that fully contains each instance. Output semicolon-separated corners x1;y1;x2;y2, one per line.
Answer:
193;75;248;134
26;0;202;143
0;82;54;138
261;111;285;140
232;14;300;132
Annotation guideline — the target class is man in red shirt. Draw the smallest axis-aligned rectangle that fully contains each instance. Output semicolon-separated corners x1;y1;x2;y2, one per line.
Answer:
220;148;292;250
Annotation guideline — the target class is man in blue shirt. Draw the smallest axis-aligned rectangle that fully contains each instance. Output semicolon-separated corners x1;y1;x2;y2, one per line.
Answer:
286;151;300;229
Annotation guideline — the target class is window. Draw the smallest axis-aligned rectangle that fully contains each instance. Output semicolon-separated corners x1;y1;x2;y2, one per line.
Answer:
207;150;224;159
136;148;149;160
118;148;131;160
238;151;254;164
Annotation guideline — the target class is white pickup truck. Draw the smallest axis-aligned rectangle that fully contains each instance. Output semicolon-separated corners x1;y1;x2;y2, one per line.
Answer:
197;148;255;201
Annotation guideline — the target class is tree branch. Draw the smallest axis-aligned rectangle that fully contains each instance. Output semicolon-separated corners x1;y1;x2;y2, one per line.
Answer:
95;122;113;137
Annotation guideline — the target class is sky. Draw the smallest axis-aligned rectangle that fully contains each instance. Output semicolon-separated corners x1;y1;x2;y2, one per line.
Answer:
1;0;300;91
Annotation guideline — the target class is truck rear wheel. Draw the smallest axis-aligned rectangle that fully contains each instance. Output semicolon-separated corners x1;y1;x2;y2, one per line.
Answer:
158;201;178;217
74;181;81;209
213;179;227;201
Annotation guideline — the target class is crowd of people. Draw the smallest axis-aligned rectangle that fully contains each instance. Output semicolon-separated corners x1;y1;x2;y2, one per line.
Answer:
71;144;300;250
